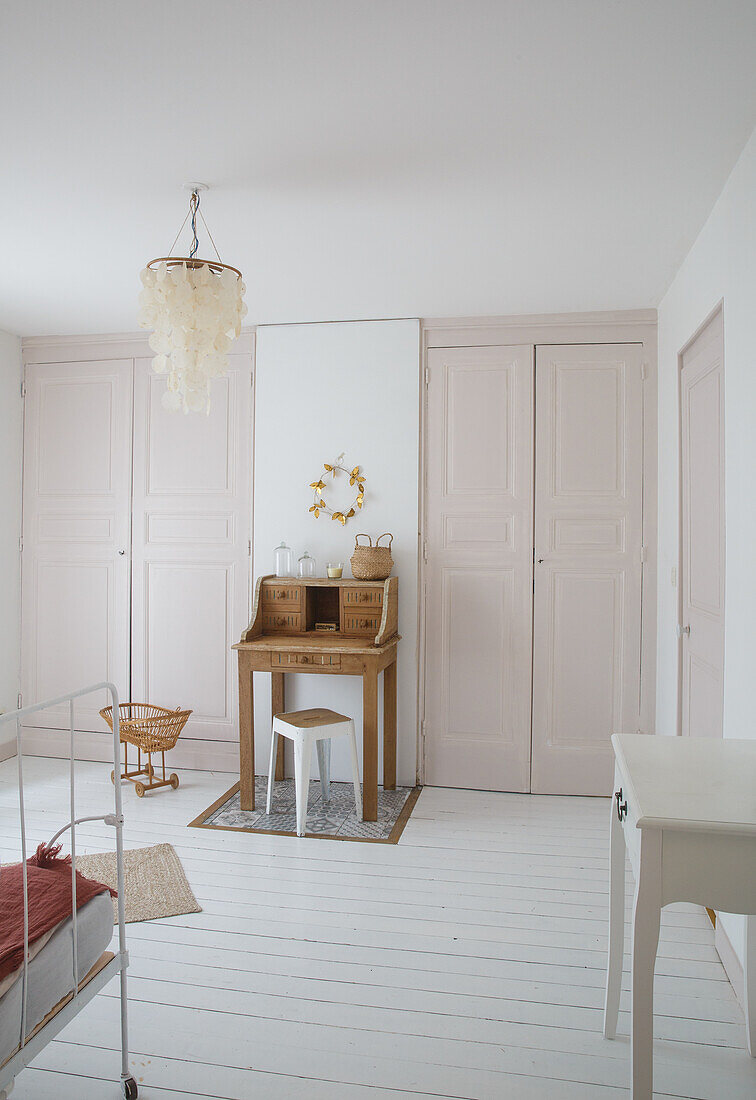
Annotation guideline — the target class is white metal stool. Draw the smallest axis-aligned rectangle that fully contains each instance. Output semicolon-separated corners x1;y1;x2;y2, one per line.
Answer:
266;708;362;837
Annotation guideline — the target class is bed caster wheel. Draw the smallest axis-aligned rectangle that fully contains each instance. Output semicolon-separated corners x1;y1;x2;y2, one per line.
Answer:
134;782;146;798
122;1077;138;1099
170;773;179;789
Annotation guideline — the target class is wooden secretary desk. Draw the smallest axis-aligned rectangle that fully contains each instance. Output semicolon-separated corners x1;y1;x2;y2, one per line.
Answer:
233;575;399;820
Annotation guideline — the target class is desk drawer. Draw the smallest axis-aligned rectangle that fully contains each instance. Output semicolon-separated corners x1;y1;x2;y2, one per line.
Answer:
262;611;302;633
343;611;381;635
343;587;383;608
261;583;301;608
271;652;341;669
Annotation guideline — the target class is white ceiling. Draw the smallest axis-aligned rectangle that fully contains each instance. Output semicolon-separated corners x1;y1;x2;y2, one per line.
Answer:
1;0;755;336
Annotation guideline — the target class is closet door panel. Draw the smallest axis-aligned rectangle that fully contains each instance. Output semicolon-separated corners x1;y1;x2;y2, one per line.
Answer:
130;353;252;744
531;344;643;795
21;360;133;731
424;345;533;792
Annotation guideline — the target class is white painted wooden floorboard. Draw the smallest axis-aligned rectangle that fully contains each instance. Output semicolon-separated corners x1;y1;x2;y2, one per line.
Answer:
2;757;755;1099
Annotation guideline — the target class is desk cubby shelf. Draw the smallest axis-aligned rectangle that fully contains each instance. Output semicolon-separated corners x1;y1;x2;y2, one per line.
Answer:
242;575;398;647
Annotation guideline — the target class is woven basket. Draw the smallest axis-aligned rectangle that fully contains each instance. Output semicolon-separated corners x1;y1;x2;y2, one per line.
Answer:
350;533;394;580
99;703;192;755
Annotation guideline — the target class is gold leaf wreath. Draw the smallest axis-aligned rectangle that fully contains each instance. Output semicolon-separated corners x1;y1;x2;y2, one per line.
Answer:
309;459;366;524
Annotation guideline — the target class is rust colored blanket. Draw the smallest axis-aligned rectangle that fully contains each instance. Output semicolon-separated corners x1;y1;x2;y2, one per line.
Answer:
0;844;115;983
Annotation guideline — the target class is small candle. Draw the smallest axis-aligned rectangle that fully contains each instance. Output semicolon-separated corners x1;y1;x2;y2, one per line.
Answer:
327;563;343;578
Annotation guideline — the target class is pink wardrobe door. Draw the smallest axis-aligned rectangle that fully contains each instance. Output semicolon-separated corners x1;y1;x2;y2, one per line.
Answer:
531;344;644;795
423;345;534;792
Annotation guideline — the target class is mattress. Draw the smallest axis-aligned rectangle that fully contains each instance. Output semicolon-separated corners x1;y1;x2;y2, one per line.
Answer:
0;891;114;1067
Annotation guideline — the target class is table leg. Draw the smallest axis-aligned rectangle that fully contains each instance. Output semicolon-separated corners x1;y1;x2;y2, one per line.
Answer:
603;796;625;1039
271;671;286;780
383;659;397;791
631;830;662;1100
362;665;379;821
745;914;756;1057
238;656;255;811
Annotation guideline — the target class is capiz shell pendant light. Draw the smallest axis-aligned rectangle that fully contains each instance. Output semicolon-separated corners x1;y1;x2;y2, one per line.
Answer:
138;184;247;413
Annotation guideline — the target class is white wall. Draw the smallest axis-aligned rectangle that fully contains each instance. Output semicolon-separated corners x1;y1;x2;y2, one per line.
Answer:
0;330;23;752
657;126;756;967
253;320;420;786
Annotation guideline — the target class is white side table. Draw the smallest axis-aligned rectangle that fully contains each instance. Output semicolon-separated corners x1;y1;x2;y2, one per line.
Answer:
603;734;756;1099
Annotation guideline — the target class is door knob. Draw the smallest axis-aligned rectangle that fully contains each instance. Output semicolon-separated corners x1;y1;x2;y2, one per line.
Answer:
677;624;690;637
537;558;545;564
118;549;126;556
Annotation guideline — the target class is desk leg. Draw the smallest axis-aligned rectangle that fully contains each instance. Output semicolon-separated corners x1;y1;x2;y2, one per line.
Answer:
383;659;397;791
631;830;662;1100
271;672;286;781
362;665;379;821
603;798;625;1039
745;915;756;1057
238;657;255;811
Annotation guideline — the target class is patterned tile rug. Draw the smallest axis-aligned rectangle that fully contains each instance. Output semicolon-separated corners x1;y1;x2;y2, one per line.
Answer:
189;776;421;843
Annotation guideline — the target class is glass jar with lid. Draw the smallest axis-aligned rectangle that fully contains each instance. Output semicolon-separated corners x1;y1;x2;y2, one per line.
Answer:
273;541;294;578
297;550;317;578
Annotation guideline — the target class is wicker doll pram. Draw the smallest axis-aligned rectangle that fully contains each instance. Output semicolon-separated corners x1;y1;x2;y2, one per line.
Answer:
100;703;192;796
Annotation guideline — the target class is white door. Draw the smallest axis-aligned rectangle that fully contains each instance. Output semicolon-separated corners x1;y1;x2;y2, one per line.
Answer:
423;346;534;792
21;360;133;731
130;353;253;744
680;308;725;738
530;344;644;794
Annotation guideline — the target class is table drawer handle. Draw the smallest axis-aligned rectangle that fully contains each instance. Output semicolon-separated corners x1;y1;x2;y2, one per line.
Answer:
615;788;628;821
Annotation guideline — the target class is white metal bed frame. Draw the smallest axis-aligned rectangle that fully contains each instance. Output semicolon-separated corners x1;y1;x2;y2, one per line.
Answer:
0;682;137;1099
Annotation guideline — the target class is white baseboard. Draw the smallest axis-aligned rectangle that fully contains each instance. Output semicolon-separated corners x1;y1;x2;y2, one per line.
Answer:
715;919;745;1008
18;728;239;773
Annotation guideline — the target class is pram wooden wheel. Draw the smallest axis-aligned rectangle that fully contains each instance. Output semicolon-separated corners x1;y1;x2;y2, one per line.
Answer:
170;773;180;789
134;782;146;797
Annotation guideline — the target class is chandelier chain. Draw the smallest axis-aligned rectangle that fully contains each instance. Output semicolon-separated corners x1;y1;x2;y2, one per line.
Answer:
189;190;200;258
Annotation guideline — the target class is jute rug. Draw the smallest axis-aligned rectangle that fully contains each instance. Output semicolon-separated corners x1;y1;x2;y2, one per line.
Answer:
190;777;422;844
75;843;201;923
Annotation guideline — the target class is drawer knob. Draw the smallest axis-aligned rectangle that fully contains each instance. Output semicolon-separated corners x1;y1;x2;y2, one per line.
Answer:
615;788;628;821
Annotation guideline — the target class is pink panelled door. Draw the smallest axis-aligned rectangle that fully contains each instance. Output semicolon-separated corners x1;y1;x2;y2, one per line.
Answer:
423;346;534;792
130;354;253;744
21;360;133;732
680;308;725;739
530;344;644;794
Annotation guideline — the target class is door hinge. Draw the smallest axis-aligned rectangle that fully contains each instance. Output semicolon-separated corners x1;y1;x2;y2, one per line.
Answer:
20;379;26;398
424;365;430;386
640;361;648;381
18;536;23;553
640;545;647;563
423;539;429;563
248;540;252;555
250;370;254;387
420;719;427;742
17;693;22;711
